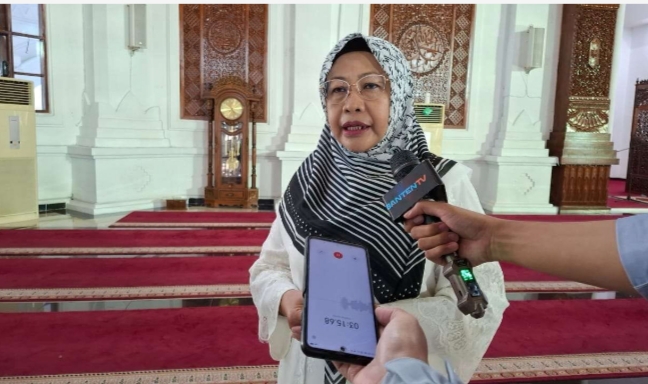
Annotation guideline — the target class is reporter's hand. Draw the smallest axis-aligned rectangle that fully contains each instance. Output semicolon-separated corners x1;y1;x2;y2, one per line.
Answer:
279;290;303;341
334;307;427;384
403;202;501;267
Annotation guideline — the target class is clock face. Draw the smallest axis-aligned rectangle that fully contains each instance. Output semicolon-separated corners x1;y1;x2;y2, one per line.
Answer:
220;97;244;120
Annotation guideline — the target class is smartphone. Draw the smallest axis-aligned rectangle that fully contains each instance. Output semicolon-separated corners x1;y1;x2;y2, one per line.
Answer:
301;236;379;366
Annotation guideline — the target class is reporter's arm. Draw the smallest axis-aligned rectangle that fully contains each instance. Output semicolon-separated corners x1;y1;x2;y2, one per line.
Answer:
493;217;636;296
404;202;646;297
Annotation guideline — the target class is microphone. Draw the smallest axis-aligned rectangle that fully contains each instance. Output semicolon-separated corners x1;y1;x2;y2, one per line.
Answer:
383;150;488;319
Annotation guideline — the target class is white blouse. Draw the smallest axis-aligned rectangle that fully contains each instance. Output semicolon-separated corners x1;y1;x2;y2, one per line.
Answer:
249;163;509;383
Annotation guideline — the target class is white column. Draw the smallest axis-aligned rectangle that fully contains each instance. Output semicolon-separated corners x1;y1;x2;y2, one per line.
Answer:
478;4;559;214
276;4;370;192
76;4;168;148
68;5;201;216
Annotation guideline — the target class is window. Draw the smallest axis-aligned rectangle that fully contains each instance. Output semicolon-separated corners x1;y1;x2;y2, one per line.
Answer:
0;4;48;112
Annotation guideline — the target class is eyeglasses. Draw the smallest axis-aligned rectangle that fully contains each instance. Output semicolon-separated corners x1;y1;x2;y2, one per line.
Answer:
320;74;389;105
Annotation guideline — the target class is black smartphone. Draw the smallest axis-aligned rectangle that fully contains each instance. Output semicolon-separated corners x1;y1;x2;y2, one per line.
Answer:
301;235;379;366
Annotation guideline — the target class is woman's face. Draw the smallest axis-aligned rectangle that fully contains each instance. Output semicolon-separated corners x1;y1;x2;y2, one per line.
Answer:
325;51;390;153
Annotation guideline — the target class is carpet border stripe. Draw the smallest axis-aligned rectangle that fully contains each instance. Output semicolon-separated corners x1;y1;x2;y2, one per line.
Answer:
0;284;252;301
473;352;648;382
110;222;273;228
0;365;279;384
4;353;648;383
0;246;262;255
0;281;606;301
504;281;604;292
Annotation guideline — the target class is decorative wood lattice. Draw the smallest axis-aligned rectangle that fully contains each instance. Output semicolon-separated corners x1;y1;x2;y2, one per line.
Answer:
180;5;268;121
627;79;648;195
369;4;474;128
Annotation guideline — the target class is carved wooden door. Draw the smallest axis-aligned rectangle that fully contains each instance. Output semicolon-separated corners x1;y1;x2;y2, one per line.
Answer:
627;80;648;194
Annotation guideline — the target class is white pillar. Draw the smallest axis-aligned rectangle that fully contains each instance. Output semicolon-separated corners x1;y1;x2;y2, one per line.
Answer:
76;4;168;148
68;5;199;216
479;4;559;214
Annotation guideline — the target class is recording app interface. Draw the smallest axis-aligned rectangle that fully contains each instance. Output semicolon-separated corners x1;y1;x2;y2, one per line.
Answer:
306;238;377;358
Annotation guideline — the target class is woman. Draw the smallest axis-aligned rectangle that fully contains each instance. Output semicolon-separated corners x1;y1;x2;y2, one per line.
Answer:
250;33;508;384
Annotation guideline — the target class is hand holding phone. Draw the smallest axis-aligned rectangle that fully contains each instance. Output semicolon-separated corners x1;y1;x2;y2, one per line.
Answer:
280;290;303;339
301;236;379;366
334;307;429;384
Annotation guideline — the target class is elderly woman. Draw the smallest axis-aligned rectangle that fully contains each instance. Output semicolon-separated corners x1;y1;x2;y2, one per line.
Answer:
250;33;508;384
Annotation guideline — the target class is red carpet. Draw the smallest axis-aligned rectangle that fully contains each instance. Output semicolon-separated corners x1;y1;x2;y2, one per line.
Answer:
0;229;268;256
0;306;275;381
0;257;602;301
3;300;648;383
474;299;648;382
0;256;257;301
608;179;648;210
111;211;276;229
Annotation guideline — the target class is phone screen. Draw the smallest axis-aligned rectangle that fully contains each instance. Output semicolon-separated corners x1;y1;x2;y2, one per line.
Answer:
304;237;377;359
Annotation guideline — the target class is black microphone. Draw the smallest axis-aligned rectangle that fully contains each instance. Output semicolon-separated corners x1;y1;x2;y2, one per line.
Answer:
383;150;488;319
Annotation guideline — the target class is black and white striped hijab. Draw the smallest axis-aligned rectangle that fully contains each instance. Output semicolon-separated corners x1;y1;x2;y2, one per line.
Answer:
279;33;456;304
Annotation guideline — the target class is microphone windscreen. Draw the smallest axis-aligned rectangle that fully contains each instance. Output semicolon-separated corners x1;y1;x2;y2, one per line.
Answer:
390;150;420;182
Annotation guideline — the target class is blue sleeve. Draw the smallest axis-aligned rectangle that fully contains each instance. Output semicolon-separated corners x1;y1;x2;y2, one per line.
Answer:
616;214;648;299
382;358;464;384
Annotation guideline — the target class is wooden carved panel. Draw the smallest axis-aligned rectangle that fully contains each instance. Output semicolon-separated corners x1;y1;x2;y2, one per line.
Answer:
550;165;610;208
569;5;617;98
370;4;474;128
627;79;648;195
553;5;618;135
180;5;267;121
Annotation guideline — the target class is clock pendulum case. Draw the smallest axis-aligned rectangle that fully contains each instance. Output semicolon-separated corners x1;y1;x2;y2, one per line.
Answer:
204;78;261;208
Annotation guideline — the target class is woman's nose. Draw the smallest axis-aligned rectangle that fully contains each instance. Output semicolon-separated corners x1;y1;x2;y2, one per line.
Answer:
343;87;364;112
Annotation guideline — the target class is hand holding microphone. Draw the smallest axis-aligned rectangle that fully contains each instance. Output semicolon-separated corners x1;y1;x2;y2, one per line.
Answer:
403;201;499;268
383;150;488;319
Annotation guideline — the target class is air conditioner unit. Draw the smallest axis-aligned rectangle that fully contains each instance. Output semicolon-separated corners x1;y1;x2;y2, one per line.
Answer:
414;103;445;155
0;77;38;227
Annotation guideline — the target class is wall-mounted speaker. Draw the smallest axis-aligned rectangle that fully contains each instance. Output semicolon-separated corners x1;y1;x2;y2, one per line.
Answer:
127;4;146;51
524;26;545;73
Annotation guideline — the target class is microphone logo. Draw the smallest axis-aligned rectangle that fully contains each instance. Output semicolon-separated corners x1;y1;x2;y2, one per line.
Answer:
384;174;427;210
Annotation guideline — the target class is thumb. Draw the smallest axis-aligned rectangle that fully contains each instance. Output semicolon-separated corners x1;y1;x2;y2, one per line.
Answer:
403;201;447;220
374;306;399;327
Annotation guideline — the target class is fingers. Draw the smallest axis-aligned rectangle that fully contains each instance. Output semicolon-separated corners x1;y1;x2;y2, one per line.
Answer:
291;326;301;341
416;231;458;249
332;362;348;377
403;215;424;232
374;306;397;326
333;362;363;383
408;222;451;240
423;242;459;265
287;308;302;328
375;307;421;331
404;201;448;220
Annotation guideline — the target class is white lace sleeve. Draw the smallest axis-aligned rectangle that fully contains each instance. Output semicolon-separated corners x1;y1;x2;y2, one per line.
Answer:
384;259;507;382
382;166;509;382
249;217;299;360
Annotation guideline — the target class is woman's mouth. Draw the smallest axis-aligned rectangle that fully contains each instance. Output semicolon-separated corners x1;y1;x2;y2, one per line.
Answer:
342;122;371;137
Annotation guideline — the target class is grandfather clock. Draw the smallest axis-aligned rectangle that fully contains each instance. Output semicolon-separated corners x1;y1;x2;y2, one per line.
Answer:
205;77;261;208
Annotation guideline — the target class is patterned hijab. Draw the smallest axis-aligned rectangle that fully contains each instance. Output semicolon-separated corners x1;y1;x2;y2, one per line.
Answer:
279;33;456;304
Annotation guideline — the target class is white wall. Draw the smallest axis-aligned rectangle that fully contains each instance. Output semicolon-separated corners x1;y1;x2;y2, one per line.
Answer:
610;6;648;179
36;4;566;212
